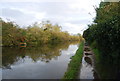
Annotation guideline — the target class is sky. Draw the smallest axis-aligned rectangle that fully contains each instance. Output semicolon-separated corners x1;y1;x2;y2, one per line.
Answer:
0;0;102;35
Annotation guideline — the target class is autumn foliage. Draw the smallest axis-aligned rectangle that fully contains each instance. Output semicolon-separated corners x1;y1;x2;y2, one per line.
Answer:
1;19;82;46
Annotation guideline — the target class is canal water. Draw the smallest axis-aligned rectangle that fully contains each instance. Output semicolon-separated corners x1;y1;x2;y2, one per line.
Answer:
2;42;79;79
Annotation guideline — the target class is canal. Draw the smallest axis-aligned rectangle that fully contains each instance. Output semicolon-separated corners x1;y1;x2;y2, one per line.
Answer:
2;42;79;79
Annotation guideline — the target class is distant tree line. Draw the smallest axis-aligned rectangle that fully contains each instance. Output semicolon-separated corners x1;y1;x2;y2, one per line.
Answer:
1;19;82;46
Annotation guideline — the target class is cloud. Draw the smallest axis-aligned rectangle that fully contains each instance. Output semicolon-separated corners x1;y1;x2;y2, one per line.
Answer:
1;7;46;26
0;0;101;34
61;23;87;34
0;0;102;3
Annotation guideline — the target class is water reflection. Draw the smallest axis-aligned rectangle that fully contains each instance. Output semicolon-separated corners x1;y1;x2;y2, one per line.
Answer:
79;56;94;79
2;41;79;79
84;57;92;66
79;45;99;80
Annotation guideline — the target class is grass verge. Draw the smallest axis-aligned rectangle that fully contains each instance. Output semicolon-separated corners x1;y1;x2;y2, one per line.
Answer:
63;41;84;79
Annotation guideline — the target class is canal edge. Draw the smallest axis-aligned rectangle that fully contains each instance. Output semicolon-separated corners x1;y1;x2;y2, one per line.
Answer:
62;41;84;79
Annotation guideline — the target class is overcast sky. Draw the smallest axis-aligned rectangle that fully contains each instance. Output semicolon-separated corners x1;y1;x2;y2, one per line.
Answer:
0;0;101;34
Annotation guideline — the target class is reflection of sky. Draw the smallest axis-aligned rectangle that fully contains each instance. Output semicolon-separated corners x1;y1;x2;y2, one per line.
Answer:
0;70;1;80
61;45;78;55
2;44;78;79
0;0;101;34
79;56;94;79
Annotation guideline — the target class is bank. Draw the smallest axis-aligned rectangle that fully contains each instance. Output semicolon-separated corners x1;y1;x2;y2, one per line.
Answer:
63;41;84;79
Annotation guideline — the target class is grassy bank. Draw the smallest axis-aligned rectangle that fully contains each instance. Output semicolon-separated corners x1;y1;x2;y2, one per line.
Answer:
63;41;84;79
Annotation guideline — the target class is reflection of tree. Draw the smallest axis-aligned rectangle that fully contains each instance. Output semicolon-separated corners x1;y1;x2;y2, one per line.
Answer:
2;47;26;69
2;41;79;68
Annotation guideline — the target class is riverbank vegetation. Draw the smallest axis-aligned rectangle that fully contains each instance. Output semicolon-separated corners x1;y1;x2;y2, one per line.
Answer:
83;2;120;79
63;41;84;79
1;18;83;46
